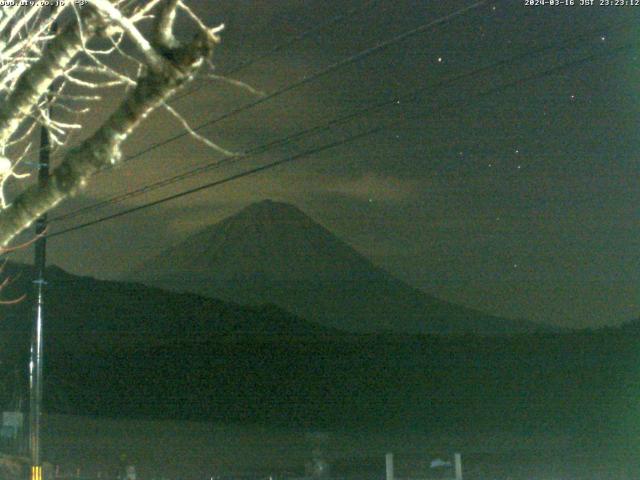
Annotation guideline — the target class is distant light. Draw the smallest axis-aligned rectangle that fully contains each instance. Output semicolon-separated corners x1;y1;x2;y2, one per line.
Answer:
437;57;443;63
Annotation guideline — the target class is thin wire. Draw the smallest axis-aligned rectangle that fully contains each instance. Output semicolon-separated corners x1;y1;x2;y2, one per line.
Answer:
49;20;631;224
47;128;383;238
47;41;634;239
96;0;489;172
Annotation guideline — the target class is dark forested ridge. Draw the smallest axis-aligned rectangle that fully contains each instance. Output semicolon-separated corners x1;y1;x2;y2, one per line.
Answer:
0;262;340;353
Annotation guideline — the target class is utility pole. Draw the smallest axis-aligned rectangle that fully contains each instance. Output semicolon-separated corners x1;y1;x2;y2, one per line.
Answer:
29;10;55;480
29;110;50;480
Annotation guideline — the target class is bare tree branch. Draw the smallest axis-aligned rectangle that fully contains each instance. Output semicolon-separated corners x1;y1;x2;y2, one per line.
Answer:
87;0;167;73
0;1;219;246
0;7;105;148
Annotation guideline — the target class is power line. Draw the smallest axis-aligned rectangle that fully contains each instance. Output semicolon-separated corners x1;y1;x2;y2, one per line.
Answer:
47;41;634;239
48;0;493;223
47;128;383;238
51;40;633;230
95;0;490;173
49;19;632;224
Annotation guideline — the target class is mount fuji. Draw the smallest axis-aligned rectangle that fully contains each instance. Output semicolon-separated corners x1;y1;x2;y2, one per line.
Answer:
130;200;550;335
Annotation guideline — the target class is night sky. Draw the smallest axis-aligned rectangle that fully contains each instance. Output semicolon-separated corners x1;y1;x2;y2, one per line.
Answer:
11;0;640;329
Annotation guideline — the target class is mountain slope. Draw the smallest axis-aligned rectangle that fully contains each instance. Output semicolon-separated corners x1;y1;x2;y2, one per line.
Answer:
0;262;339;357
130;200;548;335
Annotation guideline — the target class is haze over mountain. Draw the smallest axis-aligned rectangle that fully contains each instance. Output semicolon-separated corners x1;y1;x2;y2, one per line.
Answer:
130;200;550;335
